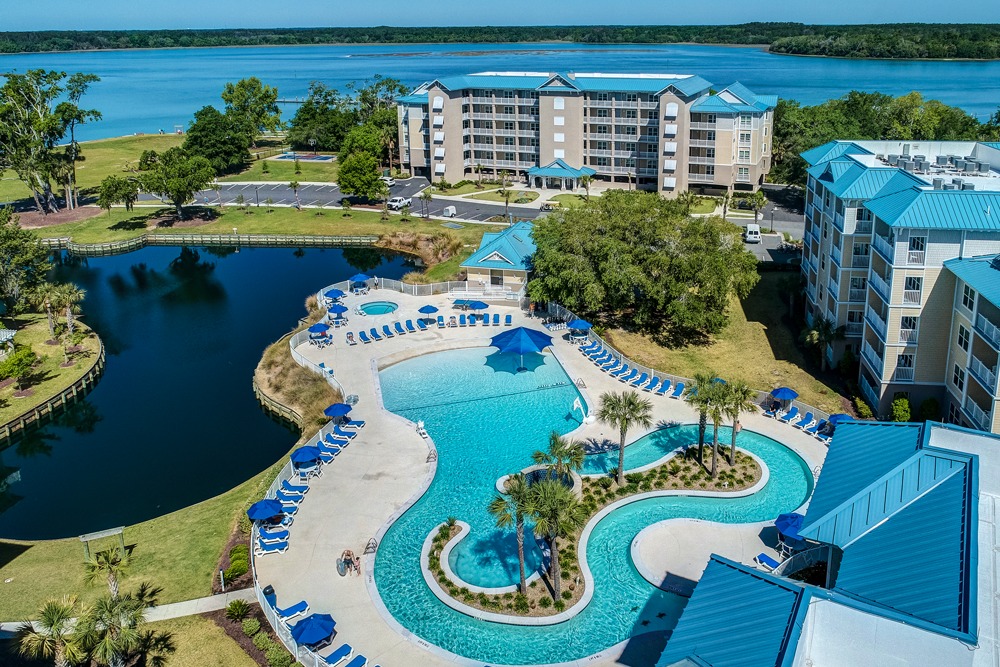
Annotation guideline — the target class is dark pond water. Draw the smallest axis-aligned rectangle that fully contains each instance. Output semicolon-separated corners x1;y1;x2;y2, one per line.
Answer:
0;245;409;539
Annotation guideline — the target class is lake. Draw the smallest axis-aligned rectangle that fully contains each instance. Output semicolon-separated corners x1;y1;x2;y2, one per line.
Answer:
1;43;998;141
0;245;410;539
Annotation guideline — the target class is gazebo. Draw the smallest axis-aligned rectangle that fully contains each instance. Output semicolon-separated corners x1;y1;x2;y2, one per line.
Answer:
527;160;596;190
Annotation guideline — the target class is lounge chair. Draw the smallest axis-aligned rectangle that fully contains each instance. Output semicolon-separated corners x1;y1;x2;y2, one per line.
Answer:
405;320;417;333
670;382;685;399
272;600;309;621
493;314;500;326
504;314;512;326
448;316;457;327
459;315;467;327
382;325;394;338
600;357;622;371
779;406;800;424
323;645;354;667
437;316;445;328
610;364;631;378
796;412;815;430
333;425;357;440
255;539;289;556
580;341;600;354
281;479;308;495
630;372;649;387
318;440;342;455
483;315;491;327
754;553;780;571
417;319;428;331
642;377;660;392
805;419;828;436
618;368;639;383
586;345;607;359
763;401;781;418
325;433;350;447
259;526;290;544
369;327;382;342
394;322;406;336
344;656;368;667
358;330;372;344
275;490;301;506
818;432;833;445
591;353;612;366
344;419;366;429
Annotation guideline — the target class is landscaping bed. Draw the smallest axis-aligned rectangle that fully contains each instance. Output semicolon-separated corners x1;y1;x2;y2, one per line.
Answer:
207;603;293;667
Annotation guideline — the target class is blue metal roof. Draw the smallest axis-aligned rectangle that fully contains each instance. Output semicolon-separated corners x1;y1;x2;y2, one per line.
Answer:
981;142;1000;150
865;187;1000;230
690;82;777;114
397;94;427;106
656;556;807;667
422;72;715;96
800;141;873;167
945;255;1000;309
461;220;536;272
808;157;926;201
526;159;595;179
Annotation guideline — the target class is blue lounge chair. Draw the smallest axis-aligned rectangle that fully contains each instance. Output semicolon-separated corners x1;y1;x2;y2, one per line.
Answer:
394;322;406;336
323;645;354;666
493;314;500;326
258;526;289;543
358;330;372;344
642;377;660;393
610;364;631;378
333;425;357;440
255;539;288;556
591;354;612;367
504;314;512;326
382;325;394;338
656;380;671;396
369;327;382;342
437;315;445;328
754;553;780;571
405;320;417;333
763;401;781;418
818;432;833;445
600;357;621;371
272;600;309;621
344;333;357;346
587;351;608;364
580;341;600;354
281;479;308;495
344;656;368;667
417;319;428;331
779;406;800;424
795;412;815;430
586;346;607;359
630;372;649;387
459;315;467;327
325;433;350;447
275;490;301;505
805;419;828;436
670;382;685;399
618;368;639;383
345;419;366;429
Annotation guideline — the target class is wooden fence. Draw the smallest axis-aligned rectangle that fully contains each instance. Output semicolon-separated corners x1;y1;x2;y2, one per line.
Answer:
40;234;380;257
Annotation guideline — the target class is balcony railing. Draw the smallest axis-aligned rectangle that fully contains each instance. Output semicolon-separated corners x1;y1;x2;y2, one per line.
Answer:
854;220;873;234
970;355;998;393
898;328;918;345
862;340;884;377
688;173;716;183
872;234;894;262
964;396;991;432
688;156;716;165
907;249;926;265
735;173;753;183
866;310;888;340
902;290;921;305
976;313;1000;349
869;271;891;303
587;100;613;108
846;322;864;336
689;139;715;148
517;130;539;138
849;288;867;302
852;254;870;269
831;245;842;267
893;366;914;382
860;373;880;409
690;122;716;129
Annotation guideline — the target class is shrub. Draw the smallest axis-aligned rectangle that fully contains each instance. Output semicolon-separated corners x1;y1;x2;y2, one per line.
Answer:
253;632;274;651
514;197;532;204
539;596;552;608
226;599;252;621
598;477;614;489
919;397;941;421
513;594;530;613
224;558;249;583
561;589;573;600
553;599;566;611
266;645;294;667
446;516;457;527
241;618;261;637
625;472;644;484
854;395;874;419
890;396;912;422
229;544;250;561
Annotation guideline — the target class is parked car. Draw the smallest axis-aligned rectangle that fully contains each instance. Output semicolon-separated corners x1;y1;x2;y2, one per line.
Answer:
735;198;753;210
743;223;762;244
540;202;561;212
380;176;396;187
387;196;411;210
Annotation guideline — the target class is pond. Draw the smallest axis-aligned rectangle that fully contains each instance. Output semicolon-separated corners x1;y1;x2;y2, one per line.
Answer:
0;244;410;540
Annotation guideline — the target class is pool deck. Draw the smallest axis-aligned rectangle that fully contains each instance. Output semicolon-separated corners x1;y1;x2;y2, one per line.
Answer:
255;288;829;667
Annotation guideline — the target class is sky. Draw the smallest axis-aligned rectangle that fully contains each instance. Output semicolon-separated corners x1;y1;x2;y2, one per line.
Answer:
5;0;1000;31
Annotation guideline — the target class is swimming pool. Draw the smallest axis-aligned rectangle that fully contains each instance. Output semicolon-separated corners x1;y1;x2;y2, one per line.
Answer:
359;300;398;316
375;348;813;665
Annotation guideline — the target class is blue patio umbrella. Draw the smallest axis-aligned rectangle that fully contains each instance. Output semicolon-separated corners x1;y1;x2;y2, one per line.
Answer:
828;413;853;425
418;305;439;315
567;319;592;330
490;327;554;372
467;300;489;311
775;512;805;541
247;499;283;521
328;304;349;315
324;403;352;418
349;273;370;284
290;446;322;464
290;613;336;646
771;387;799;401
485;349;546;374
324;288;345;299
307;322;330;334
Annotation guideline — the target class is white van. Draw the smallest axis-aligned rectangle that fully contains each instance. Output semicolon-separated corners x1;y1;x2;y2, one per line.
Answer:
744;223;762;244
443;205;457;218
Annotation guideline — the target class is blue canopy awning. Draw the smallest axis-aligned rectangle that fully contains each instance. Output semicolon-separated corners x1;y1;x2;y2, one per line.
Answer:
771;387;798;401
247;499;284;520
490;327;554;356
418;305;439;315
324;288;345;299
567;319;592;330
324;403;352;418
290;613;336;645
349;273;370;283
328;304;349;314
290;446;322;463
527;159;597;180
307;322;330;333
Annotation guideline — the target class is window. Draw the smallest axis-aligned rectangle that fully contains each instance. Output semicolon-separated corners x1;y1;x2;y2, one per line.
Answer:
963;285;976;311
503;137;515;146
623;126;637;136
664;102;679;118
501;90;515;99
554;133;565;143
948;402;962;425
593;156;609;167
646;127;658;136
706;148;716;158
853;243;870;258
503;106;515;115
848;311;864;324
554;116;565;126
620;109;637;119
707;130;716;141
554;149;565;159
625;142;636;152
738;149;751;162
850;276;867;290
737;167;749;180
594;141;609;151
432;95;444;111
954;365;966;391
764;126;769;136
958;324;970;351
504;121;515;130
504;152;515;161
901;316;917;330
596;92;609;101
623;93;638;102
739;132;752;144
596;109;609;118
740;115;752;128
904;276;922;292
553;97;565;110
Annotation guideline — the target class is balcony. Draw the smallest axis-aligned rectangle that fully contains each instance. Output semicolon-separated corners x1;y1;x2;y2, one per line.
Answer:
860;373;880;409
976;313;1000;349
898;328;918;345
639;100;659;109
970;354;998;393
587;133;613;141
964;396;992;432
907;249;926;265
471;113;494;120
689;139;715;148
846;322;864;336
869;271;891;303
849;288;867;302
893;366;914;382
517;130;540;138
587;100;613;108
735;173;753;183
902;290;922;306
862;340;884;377
613;134;642;141
587;149;613;157
688;156;716;165
688;173;716;183
495;129;515;136
690;122;716;130
852;254;870;269
470;96;493;104
854;220;873;234
872;234;894;263
866;310;888;341
494;113;516;121
831;245;842;267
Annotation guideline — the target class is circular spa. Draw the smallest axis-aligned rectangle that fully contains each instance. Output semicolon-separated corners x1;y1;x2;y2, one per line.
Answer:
358;300;398;316
372;346;814;665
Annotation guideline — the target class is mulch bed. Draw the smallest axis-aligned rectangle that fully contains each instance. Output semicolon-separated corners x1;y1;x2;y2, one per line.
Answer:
12;389;34;398
205;607;271;667
16;206;105;229
212;527;253;594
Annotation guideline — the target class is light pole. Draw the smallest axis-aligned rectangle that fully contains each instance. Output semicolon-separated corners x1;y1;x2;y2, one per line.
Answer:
770;209;775;234
255;186;260;208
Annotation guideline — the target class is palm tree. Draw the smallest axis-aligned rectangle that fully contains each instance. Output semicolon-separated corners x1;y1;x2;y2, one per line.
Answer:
31;282;62;342
289;181;301;209
579;174;592;201
84;547;131;599
705;392;727;478
212;182;224;209
723;380;757;465
419;188;433;219
678;190;700;215
721;191;731;220
686;372;721;467
527;478;587;599
487;473;532;593
801;317;845;372
55;283;86;337
378;125;397;172
596;390;653;486
747;190;768;222
531;432;585;480
77;593;144;667
16;596;86;667
475;163;484;189
498;169;511;189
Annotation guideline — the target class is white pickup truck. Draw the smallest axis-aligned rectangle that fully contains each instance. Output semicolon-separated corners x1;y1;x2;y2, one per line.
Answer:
387;196;411;210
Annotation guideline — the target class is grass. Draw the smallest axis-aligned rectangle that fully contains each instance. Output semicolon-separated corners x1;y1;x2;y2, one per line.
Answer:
467;190;539;204
548;193;591;208
0;316;102;425
148;616;258;667
431;183;483;196
689;197;719;215
606;272;846;414
220;157;338;183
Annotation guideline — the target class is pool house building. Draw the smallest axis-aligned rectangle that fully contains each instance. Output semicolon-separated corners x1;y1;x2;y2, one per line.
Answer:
396;72;775;196
460;220;536;297
801;140;1000;432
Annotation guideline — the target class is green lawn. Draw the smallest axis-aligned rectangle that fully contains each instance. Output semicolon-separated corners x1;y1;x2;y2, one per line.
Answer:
606;272;846;414
548;193;591;208
220;157;338;183
467;190;539;204
690;197;719;215
0;316;102;426
148;616;258;667
431;183;483;196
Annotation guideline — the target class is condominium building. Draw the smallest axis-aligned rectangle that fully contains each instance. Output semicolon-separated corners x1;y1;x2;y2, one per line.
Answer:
801;139;1000;431
396;72;775;195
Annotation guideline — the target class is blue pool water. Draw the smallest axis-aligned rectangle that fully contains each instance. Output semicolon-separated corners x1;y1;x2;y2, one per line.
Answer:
375;348;813;665
359;300;398;315
581;424;710;475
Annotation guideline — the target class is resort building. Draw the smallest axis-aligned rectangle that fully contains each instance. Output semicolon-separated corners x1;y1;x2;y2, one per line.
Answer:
659;420;998;667
459;220;535;297
396;72;776;196
801;140;1000;430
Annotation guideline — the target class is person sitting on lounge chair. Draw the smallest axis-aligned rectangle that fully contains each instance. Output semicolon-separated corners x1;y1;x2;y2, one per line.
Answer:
342;549;356;576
